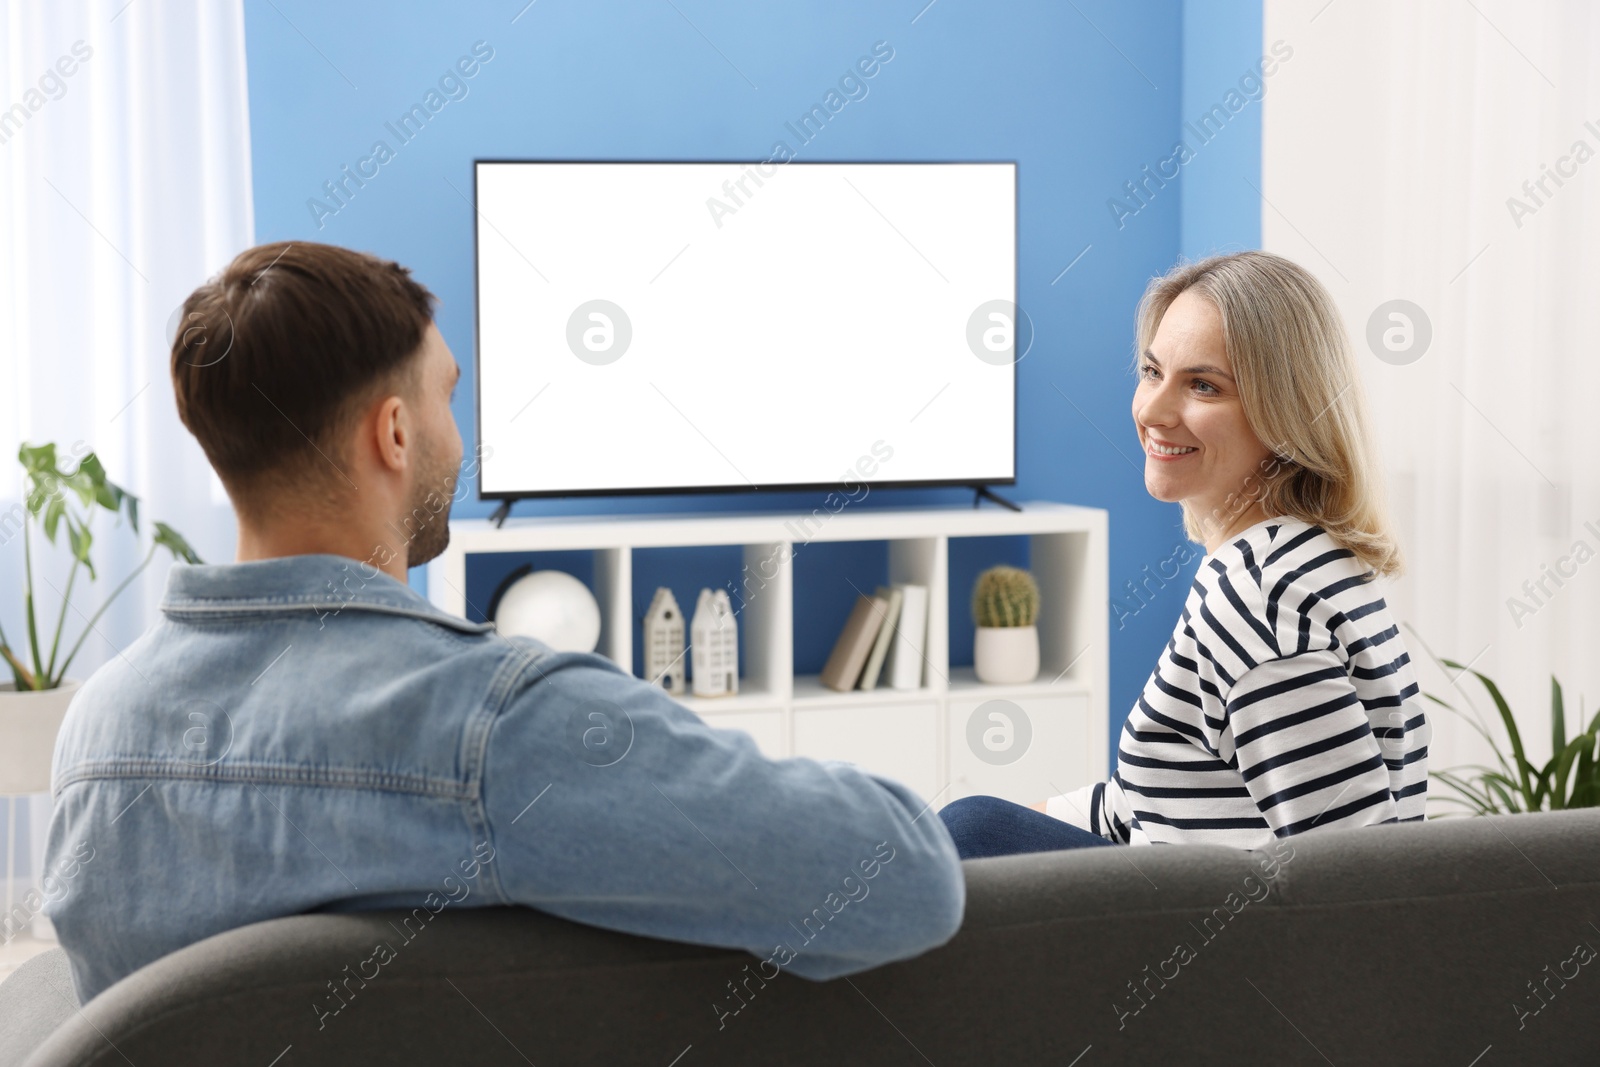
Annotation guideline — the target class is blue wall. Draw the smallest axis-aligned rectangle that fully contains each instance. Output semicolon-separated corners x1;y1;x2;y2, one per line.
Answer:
1180;0;1266;261
242;0;1264;770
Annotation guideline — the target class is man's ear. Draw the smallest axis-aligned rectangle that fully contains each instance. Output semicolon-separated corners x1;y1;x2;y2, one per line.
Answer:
371;394;409;474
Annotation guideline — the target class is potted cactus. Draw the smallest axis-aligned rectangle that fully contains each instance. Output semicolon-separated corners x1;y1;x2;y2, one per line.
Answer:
971;564;1040;684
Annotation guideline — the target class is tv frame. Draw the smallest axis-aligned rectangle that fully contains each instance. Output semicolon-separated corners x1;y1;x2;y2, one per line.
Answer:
470;158;1020;503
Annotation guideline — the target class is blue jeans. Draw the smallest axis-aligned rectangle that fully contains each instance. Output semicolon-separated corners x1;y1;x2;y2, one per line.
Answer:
939;795;1119;859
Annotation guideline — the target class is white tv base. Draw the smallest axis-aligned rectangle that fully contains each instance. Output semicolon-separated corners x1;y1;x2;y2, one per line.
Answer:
426;501;1108;809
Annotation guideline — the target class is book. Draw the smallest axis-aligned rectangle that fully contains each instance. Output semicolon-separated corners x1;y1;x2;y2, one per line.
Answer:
883;583;928;691
820;592;887;691
857;585;904;690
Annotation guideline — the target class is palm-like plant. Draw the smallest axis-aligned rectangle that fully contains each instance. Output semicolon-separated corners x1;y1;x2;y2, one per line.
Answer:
1;442;201;691
1407;623;1600;814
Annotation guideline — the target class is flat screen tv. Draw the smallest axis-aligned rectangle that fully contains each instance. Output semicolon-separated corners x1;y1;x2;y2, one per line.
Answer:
472;160;1017;500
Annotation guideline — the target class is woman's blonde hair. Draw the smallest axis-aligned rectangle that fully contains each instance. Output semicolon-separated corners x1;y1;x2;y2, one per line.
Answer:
1133;250;1402;579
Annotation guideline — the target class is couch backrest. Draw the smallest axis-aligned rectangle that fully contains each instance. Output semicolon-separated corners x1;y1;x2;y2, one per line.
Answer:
13;808;1600;1066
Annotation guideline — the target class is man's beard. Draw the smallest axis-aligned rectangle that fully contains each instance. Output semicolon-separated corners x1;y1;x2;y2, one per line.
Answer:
404;435;458;569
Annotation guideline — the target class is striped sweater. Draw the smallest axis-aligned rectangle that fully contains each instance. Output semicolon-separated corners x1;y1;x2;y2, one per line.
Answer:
1048;515;1431;848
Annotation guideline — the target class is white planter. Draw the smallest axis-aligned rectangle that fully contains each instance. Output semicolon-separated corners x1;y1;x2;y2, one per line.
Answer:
0;679;82;796
973;626;1039;685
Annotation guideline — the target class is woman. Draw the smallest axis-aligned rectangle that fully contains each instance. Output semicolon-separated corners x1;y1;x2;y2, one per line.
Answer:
940;250;1431;858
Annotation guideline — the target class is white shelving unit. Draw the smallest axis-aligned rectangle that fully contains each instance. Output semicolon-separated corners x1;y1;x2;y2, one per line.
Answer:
426;501;1108;808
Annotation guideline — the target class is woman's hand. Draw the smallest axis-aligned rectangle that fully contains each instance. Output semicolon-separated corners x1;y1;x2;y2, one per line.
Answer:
1028;799;1049;813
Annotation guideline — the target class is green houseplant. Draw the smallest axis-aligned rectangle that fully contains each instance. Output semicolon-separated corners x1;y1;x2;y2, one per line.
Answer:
1;441;201;692
1406;623;1600;815
971;564;1040;684
0;442;200;938
1423;663;1600;815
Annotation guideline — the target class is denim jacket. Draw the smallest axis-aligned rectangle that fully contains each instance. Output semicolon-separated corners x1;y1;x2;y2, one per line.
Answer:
44;554;965;1004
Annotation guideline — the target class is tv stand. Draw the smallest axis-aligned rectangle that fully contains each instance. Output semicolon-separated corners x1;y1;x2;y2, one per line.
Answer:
425;502;1108;809
971;485;1021;511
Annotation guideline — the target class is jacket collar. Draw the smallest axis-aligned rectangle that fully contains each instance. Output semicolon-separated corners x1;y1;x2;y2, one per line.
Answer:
160;553;495;634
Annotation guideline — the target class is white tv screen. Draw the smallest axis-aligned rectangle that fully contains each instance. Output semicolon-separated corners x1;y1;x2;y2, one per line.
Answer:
473;160;1017;498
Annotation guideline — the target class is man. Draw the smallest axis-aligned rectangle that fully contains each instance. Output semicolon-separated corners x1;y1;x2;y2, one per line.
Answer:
43;241;964;1004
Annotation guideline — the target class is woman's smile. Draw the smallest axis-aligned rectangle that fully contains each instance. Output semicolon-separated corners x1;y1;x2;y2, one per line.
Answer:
1145;436;1198;460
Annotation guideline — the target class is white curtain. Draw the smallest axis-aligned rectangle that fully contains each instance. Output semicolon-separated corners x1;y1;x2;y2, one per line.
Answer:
1263;0;1600;800
0;1;252;923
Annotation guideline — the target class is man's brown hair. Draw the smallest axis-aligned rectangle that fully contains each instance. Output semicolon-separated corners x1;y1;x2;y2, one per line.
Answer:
171;241;437;511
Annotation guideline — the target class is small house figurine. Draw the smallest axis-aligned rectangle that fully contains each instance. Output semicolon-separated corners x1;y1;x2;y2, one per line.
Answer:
643;586;686;695
690;588;739;697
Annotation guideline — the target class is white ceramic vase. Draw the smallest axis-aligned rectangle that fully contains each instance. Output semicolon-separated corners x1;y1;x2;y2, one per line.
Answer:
0;679;81;795
973;626;1039;685
493;570;602;652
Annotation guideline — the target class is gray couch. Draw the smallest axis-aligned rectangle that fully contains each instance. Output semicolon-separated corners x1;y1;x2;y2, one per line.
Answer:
4;807;1598;1066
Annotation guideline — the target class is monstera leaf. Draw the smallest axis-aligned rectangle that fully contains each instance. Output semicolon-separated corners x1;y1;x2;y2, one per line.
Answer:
2;441;203;691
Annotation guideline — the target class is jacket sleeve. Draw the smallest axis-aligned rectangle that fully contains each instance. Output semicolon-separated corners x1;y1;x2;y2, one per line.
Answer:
476;642;966;981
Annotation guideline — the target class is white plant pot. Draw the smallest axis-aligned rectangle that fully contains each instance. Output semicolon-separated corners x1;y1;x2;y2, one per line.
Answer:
0;679;82;795
974;626;1039;685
